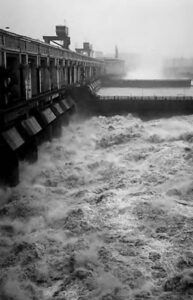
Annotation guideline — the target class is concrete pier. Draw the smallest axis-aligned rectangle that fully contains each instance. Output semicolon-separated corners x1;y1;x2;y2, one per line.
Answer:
0;137;19;186
0;99;75;186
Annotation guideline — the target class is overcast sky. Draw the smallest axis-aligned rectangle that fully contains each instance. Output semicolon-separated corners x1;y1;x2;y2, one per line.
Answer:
0;0;193;58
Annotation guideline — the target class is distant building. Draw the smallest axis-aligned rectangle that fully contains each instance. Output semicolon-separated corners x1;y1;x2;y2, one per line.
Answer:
102;45;125;77
104;58;125;77
76;42;93;57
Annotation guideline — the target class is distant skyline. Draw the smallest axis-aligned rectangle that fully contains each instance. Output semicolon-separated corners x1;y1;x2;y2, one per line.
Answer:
0;0;193;58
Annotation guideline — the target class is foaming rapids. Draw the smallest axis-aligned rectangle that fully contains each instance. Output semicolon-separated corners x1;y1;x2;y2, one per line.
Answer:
1;114;193;299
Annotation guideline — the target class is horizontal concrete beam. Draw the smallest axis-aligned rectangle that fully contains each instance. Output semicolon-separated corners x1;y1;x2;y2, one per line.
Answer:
0;29;104;66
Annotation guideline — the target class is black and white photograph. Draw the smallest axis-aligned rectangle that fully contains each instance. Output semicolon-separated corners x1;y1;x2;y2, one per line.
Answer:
0;0;193;299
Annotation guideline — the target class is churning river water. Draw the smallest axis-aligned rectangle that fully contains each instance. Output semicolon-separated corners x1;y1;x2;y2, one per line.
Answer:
1;100;193;299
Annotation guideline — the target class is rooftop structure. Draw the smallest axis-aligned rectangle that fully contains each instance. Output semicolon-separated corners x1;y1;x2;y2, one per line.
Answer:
76;42;93;57
43;25;70;49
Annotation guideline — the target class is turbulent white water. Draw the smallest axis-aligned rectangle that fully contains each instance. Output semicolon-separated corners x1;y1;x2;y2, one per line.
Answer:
1;113;193;299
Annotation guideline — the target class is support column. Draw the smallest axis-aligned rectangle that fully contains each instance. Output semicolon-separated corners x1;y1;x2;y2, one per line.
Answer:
0;51;6;68
60;60;65;87
70;62;73;85
40;58;51;92
6;53;21;102
0;51;8;106
0;140;19;186
56;59;60;89
20;54;32;100
60;60;65;88
93;66;97;80
73;63;78;84
77;64;81;83
80;64;85;85
71;64;74;84
85;65;89;82
29;56;38;96
37;56;41;94
50;58;57;90
89;65;92;81
64;61;68;85
67;61;73;85
74;64;77;84
47;57;51;91
73;65;76;84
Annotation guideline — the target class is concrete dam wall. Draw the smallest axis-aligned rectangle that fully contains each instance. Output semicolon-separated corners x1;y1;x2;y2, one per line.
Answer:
71;85;193;116
102;78;192;88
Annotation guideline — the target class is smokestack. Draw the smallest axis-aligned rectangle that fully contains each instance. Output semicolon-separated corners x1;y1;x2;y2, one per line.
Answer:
115;45;119;59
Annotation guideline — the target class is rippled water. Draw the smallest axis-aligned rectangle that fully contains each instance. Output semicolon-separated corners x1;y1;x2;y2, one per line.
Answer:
1;113;193;299
99;87;193;97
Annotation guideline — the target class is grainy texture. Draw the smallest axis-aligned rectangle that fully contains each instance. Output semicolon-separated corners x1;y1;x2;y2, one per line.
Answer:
1;114;193;299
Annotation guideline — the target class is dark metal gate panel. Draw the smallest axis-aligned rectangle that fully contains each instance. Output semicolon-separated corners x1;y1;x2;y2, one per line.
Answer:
61;99;71;110
2;127;25;150
53;103;64;115
21;116;42;136
41;108;56;124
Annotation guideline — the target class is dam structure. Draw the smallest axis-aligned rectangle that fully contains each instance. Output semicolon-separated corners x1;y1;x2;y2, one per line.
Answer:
1;25;193;186
0;25;104;186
